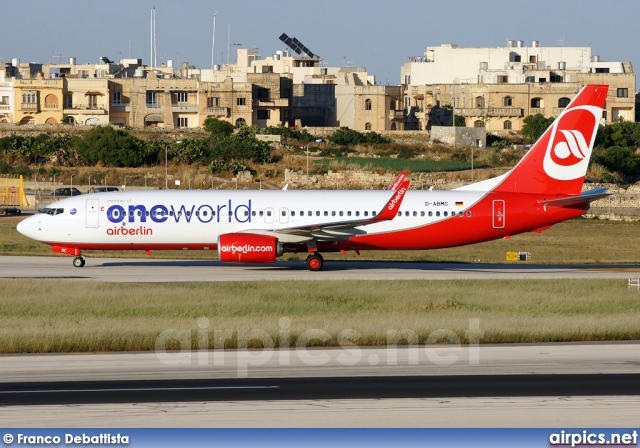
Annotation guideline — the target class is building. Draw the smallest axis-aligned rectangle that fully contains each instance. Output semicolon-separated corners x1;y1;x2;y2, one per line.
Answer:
402;41;636;132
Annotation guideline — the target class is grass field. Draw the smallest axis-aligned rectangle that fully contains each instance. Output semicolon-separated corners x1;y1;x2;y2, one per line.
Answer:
315;157;487;173
0;279;639;353
2;214;640;353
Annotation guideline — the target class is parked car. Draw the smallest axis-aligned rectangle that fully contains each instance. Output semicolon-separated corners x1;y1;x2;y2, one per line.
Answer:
93;186;119;193
51;187;82;197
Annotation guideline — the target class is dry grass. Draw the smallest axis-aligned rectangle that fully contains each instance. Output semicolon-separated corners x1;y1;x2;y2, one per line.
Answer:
0;279;639;353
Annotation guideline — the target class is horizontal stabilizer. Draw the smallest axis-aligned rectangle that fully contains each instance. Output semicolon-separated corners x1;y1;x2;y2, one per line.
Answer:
538;188;611;208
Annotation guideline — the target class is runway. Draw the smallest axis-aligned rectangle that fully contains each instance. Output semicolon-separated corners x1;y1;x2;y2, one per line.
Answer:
1;255;640;282
1;344;639;427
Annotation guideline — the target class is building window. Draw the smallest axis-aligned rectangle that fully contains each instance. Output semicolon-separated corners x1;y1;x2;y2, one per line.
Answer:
503;96;512;107
78;70;90;78
1;96;8;105
87;94;98;109
64;94;73;109
365;122;372;130
22;92;37;104
146;91;158;106
235;118;246;128
177;117;188;128
365;99;372;110
282;109;290;120
257;88;269;100
475;96;484;108
390;100;396;110
550;74;563;83
64;116;75;125
113;91;121;105
595;68;610;74
558;97;570;108
237;97;246;106
474;120;485;128
208;97;219;107
504;120;512;130
176;91;188;103
617;88;629;98
257;110;269;120
497;75;508;84
531;97;542;108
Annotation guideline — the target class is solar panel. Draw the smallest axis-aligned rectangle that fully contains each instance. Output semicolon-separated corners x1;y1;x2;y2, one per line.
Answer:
278;33;318;58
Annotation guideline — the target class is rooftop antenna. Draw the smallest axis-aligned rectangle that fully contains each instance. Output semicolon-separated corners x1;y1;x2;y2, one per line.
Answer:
211;10;218;69
150;7;157;68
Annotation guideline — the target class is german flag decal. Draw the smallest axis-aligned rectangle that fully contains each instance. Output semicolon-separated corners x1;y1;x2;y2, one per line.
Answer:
455;201;464;206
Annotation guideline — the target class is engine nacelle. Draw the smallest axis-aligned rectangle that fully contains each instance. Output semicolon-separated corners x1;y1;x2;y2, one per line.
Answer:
217;233;281;264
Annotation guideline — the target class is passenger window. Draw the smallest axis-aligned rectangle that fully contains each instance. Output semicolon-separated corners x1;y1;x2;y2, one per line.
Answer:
308;211;312;216
251;211;256;216
185;211;190;217
292;211;296;216
458;211;463;217
398;212;402;217
339;211;343;216
259;211;264;216
421;211;425;217
282;210;286;217
331;211;336;216
228;211;233;217
444;211;448;217
405;211;409;217
267;211;272;216
364;211;369;217
413;211;417;217
356;211;360;217
372;211;376;216
170;211;174;216
429;211;433;217
244;211;249;217
466;211;472;217
436;211;440;217
324;211;328;216
347;211;351;216
316;211;320;216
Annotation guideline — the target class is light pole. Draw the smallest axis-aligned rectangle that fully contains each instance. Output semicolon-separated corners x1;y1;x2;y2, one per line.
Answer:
165;141;182;190
70;174;74;195
53;174;56;199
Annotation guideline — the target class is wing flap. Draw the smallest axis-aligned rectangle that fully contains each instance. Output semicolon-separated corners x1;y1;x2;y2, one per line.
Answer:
538;188;611;208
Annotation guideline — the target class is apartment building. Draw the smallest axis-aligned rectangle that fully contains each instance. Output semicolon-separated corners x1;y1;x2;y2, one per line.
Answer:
402;41;636;132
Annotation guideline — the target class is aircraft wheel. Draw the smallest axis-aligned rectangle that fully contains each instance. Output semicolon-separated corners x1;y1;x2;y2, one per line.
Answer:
73;256;85;268
305;253;324;271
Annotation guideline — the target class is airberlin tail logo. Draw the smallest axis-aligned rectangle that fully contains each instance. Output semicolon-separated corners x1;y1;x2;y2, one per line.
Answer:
542;106;600;181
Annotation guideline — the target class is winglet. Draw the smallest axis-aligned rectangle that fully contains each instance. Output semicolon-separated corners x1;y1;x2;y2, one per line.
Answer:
371;180;410;223
388;171;407;191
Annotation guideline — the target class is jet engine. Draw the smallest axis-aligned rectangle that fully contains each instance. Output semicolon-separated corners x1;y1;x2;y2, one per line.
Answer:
217;233;282;264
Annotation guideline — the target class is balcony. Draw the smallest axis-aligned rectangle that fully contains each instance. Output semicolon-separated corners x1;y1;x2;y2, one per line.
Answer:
552;107;566;115
171;103;198;113
456;107;523;117
64;105;108;115
110;102;130;112
389;110;404;120
0;105;10;111
204;106;229;117
252;98;288;107
20;103;39;112
530;108;544;115
45;103;59;109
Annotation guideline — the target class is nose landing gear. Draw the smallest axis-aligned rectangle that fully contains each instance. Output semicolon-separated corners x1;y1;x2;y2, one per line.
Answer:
72;256;86;268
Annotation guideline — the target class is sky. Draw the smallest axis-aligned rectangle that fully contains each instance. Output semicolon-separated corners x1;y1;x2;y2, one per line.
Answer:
3;0;639;89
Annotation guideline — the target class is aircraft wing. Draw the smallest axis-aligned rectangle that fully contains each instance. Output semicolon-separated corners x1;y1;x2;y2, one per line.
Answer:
538;188;611;209
242;180;410;243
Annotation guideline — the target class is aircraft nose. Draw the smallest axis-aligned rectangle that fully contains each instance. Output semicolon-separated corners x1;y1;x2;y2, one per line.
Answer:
17;215;38;240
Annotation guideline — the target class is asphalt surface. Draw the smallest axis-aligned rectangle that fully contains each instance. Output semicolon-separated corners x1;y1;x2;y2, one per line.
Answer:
2;374;639;406
2;255;640;282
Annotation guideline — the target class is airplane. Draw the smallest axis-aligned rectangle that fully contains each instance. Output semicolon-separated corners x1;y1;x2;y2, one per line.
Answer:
17;84;610;271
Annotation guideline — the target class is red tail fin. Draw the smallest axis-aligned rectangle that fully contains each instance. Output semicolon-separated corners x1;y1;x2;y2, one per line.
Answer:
493;84;608;195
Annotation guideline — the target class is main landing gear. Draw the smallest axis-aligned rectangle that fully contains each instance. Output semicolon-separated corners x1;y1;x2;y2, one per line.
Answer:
72;256;86;268
305;252;324;271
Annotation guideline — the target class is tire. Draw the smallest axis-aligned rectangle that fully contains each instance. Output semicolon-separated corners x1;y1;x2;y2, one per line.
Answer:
305;253;324;271
73;257;85;268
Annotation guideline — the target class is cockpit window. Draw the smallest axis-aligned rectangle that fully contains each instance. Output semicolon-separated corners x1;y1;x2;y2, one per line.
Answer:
40;208;64;216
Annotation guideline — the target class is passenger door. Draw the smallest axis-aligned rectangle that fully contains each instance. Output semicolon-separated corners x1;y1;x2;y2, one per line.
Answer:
86;198;99;228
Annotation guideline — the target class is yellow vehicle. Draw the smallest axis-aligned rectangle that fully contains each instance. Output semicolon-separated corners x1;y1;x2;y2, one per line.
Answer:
0;176;28;216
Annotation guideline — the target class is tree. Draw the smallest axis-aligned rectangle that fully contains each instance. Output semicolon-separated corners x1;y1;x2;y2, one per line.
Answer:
595;145;640;177
74;125;146;167
522;114;555;141
204;117;234;137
